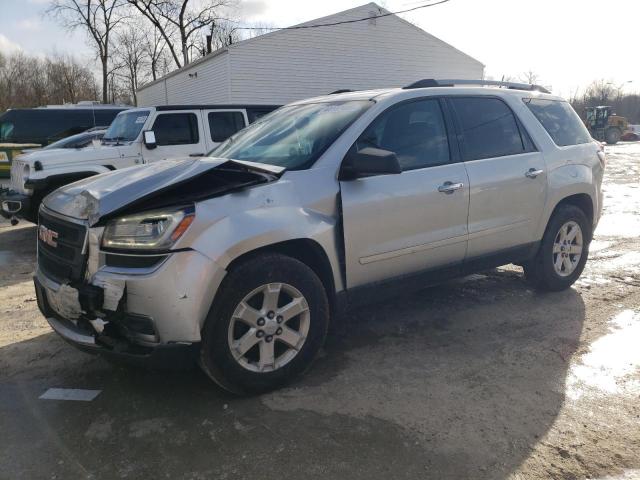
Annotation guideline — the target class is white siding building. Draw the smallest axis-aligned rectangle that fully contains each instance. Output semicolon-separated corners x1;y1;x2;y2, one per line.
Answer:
136;2;484;107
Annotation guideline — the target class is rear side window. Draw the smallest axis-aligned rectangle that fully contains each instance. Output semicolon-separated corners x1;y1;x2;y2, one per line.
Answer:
354;98;450;171
0;109;93;144
152;113;199;146
525;99;592;146
450;97;529;161
208;112;246;142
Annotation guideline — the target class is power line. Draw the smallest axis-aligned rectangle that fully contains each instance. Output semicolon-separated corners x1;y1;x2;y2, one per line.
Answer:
230;0;452;31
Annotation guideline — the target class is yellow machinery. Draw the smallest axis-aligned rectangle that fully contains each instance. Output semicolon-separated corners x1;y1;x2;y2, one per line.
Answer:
585;106;628;144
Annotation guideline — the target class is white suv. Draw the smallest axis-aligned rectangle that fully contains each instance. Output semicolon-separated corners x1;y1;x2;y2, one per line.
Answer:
33;80;604;394
1;104;277;223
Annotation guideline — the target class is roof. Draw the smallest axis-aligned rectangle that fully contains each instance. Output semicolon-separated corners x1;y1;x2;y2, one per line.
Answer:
154;104;281;111
137;2;484;93
292;83;563;105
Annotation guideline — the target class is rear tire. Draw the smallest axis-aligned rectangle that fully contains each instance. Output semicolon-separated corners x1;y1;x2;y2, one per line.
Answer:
524;205;591;291
199;253;330;395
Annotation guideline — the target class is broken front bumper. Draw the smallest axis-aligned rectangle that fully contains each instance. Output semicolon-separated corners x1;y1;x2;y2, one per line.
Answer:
33;246;226;366
33;272;199;367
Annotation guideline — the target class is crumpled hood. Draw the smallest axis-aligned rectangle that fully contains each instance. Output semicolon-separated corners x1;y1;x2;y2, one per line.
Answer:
43;157;284;225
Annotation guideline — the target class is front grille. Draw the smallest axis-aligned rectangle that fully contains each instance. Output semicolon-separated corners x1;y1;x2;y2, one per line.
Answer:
38;209;87;283
10;160;25;193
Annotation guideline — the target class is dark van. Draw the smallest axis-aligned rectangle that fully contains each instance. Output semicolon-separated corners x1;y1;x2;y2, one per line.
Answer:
0;103;129;179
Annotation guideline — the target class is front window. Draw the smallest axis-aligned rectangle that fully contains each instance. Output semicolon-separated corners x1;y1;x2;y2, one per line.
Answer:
210;101;373;170
0;111;16;142
152;113;199;146
0;120;14;142
103;110;150;143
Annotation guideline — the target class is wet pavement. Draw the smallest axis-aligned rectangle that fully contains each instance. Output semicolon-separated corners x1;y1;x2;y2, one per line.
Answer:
1;143;639;479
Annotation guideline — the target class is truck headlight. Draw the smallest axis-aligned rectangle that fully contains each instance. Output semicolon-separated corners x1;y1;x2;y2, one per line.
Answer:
23;163;30;181
102;206;195;251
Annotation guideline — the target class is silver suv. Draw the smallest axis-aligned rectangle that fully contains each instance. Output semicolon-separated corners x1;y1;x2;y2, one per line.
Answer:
34;79;604;394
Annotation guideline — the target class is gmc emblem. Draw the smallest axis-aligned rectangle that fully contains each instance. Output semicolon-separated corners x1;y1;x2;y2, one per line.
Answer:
38;225;59;247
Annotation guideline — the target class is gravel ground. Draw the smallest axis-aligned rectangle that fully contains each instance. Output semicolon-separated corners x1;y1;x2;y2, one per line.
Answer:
0;143;638;480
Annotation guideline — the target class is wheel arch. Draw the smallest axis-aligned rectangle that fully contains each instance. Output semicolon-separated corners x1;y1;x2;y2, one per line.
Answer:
540;163;598;241
224;238;340;318
546;193;595;241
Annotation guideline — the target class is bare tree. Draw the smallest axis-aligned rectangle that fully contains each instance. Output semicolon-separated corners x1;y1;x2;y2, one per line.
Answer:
584;79;616;104
190;18;240;58
141;23;169;80
128;0;235;67
0;52;98;111
48;0;128;103
113;24;148;104
519;70;539;85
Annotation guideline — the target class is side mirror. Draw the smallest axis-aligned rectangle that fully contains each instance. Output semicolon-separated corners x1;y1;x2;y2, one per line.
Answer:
143;130;157;150
341;147;401;180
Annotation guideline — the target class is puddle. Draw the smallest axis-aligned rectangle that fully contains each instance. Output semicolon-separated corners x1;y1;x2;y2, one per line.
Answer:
567;310;640;400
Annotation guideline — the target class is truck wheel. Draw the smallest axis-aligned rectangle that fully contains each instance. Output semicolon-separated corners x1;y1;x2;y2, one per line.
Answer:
199;253;330;395
605;127;621;145
523;205;590;292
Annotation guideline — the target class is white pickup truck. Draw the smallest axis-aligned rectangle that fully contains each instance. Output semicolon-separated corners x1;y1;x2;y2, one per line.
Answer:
1;104;278;223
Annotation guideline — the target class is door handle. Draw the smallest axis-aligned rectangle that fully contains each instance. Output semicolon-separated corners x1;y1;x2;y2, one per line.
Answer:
438;181;464;194
525;168;544;178
189;153;205;157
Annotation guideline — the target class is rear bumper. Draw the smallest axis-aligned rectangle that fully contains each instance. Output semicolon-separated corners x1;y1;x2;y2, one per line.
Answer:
34;273;199;369
0;190;33;220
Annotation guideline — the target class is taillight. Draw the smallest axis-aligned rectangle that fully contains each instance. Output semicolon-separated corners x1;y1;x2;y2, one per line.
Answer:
596;142;606;168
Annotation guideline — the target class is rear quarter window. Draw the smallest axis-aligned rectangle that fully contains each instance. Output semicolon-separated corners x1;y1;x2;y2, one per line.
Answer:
525;99;592;146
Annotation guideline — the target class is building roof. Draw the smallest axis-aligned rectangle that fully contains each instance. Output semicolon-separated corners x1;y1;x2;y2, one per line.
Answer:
138;2;483;93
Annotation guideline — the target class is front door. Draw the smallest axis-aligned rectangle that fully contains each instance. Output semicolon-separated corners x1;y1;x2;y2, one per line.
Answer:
448;96;547;258
340;98;470;288
144;111;207;163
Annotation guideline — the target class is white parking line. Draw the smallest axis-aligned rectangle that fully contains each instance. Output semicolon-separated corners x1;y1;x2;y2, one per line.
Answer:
39;388;101;401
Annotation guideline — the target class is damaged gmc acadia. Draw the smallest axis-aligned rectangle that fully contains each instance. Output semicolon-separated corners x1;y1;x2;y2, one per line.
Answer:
35;80;604;394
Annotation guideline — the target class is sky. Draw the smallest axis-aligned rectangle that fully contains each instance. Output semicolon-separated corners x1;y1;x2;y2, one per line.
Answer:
1;0;639;98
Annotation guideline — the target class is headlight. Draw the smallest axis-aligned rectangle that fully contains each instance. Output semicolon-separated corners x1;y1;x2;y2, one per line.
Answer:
22;163;30;180
102;206;195;251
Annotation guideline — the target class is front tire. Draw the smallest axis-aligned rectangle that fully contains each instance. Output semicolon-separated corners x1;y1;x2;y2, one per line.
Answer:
199;253;330;395
605;127;621;145
524;205;591;291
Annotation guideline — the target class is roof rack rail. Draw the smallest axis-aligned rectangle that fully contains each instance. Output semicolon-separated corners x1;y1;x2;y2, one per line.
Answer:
329;89;354;94
403;79;551;94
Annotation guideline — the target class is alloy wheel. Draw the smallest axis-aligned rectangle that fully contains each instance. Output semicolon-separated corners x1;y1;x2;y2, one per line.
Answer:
552;220;583;277
227;282;310;372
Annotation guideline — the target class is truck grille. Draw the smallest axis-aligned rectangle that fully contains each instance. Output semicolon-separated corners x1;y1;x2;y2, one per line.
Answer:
38;209;88;284
10;159;25;193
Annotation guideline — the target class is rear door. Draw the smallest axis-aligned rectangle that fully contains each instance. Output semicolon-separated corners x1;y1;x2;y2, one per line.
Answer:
448;96;547;258
144;111;206;162
203;109;248;152
340;97;470;288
